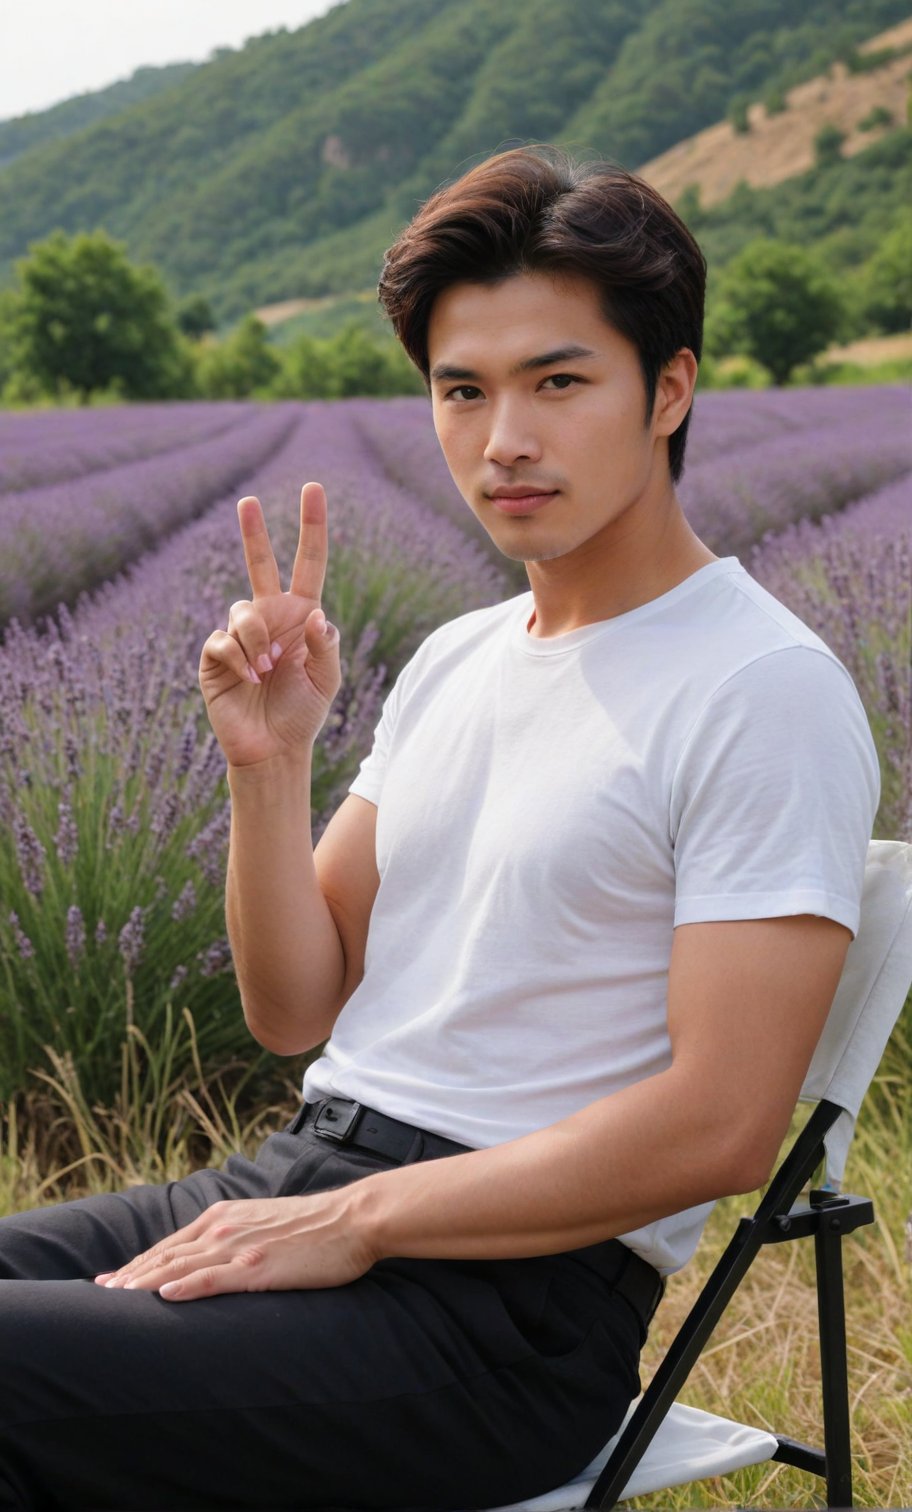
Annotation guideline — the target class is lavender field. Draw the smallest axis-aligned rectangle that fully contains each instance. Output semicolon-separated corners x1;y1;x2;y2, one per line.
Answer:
0;389;910;1114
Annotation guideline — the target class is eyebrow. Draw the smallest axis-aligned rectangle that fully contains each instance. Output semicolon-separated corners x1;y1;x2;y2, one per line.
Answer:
429;345;599;383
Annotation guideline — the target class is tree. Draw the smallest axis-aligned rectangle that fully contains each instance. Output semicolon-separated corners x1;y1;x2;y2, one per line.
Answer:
728;94;751;134
676;184;703;228
268;322;424;400
0;289;20;395
324;322;421;397
709;240;844;385
14;230;192;401
861;215;912;335
176;295;217;340
270;332;335;399
814;123;845;167
195;315;281;397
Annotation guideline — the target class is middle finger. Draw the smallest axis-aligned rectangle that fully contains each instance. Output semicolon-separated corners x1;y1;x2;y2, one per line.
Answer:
288;482;328;603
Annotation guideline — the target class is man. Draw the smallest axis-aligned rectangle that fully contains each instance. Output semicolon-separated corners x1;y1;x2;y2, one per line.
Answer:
0;147;879;1510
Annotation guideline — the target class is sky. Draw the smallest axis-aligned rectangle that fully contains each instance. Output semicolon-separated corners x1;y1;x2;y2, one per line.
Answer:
1;0;344;120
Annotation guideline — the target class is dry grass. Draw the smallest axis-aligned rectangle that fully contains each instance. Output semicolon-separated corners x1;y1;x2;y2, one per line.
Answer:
822;331;912;368
254;289;376;328
0;1016;909;1509
629;1073;912;1509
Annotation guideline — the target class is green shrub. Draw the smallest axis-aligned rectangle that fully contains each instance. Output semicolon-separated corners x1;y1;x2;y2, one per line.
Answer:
858;105;894;131
728;94;751;134
814;123;846;165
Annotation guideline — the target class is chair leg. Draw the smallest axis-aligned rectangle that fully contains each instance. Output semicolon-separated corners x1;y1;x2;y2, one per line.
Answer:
815;1220;853;1508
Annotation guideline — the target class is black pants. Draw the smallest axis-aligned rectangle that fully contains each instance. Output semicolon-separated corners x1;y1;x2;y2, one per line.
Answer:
0;1107;645;1511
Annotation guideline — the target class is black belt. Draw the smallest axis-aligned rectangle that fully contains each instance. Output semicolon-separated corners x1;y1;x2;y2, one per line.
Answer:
300;1095;471;1162
299;1095;665;1331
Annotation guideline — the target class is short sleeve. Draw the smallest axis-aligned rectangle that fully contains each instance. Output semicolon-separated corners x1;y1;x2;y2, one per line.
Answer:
669;647;880;938
347;677;401;808
346;613;467;807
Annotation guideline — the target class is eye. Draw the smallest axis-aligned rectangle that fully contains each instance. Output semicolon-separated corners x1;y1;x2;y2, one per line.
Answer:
540;373;581;391
445;385;483;402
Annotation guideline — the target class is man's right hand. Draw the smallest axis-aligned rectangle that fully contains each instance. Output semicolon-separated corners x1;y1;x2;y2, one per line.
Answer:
199;482;341;769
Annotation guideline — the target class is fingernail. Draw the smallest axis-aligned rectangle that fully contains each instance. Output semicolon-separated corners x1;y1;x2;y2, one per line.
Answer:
246;665;261;684
313;611;326;635
159;1282;179;1298
270;642;283;661
323;619;334;639
256;654;274;674
104;1278;119;1287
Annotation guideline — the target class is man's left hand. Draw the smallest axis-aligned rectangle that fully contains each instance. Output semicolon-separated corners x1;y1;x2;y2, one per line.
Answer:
93;1192;379;1301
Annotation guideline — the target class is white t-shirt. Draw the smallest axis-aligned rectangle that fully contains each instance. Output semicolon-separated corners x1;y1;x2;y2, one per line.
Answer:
303;557;880;1273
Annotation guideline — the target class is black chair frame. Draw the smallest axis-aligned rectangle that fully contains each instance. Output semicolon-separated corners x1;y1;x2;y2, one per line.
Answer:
587;1098;874;1509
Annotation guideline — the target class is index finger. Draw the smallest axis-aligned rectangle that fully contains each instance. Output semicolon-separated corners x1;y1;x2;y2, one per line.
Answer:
237;496;282;598
289;482;328;603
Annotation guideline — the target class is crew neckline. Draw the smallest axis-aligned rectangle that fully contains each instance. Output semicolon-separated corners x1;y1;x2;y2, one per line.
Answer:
513;557;743;657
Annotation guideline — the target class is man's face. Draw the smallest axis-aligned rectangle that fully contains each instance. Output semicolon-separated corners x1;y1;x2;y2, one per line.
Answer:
427;270;673;565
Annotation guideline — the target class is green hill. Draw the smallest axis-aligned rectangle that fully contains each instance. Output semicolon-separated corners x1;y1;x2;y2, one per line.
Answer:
0;63;197;169
0;0;907;320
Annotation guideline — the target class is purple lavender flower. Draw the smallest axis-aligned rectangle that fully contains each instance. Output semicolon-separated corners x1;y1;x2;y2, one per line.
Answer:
197;938;233;978
65;905;86;966
117;906;145;973
14;816;46;898
151;793;181;841
106;805;125;849
171;881;197;922
54;800;79;867
9;911;34;960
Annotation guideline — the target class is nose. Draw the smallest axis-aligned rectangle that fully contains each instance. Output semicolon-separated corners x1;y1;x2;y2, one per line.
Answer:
483;398;542;468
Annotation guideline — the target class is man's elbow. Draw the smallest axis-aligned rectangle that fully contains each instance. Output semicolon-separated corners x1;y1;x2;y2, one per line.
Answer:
241;993;336;1058
711;1123;785;1197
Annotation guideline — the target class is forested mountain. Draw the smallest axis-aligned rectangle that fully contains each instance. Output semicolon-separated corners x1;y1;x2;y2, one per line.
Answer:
0;63;197;169
0;0;907;319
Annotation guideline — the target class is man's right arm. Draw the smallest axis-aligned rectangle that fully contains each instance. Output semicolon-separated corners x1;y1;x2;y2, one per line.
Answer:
226;761;379;1056
198;482;381;1058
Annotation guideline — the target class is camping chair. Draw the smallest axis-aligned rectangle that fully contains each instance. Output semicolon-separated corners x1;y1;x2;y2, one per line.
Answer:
481;838;912;1512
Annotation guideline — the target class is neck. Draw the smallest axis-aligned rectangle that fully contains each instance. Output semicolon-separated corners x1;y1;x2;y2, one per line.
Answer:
524;491;718;639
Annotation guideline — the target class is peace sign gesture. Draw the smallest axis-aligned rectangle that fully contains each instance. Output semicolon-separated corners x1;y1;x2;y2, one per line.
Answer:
199;482;341;769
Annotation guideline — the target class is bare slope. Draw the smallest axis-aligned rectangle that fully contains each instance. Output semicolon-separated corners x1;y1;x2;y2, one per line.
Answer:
639;18;912;208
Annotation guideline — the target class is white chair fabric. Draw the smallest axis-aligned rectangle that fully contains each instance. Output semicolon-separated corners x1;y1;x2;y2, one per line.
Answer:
479;839;912;1511
481;1399;778;1511
799;840;912;1185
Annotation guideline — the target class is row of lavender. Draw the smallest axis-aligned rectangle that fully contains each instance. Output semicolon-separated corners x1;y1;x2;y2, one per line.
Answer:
0;402;254;494
0;405;301;627
0;404;505;1107
751;470;912;841
3;387;908;634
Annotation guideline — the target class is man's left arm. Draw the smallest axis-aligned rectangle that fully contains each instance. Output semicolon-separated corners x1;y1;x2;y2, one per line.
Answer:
96;911;849;1297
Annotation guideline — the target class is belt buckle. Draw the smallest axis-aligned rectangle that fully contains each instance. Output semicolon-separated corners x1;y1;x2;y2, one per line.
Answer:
313;1097;361;1143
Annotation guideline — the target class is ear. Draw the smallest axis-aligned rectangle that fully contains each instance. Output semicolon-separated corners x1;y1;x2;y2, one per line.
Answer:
652;348;698;438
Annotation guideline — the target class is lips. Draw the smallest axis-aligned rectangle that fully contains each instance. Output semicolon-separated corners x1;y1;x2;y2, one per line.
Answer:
488;490;558;516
